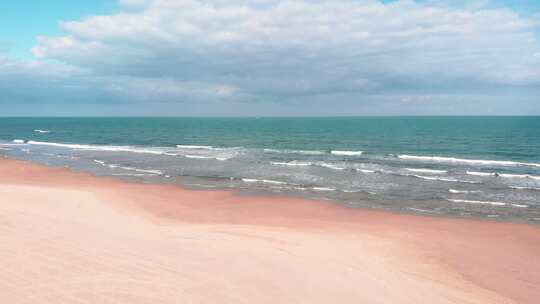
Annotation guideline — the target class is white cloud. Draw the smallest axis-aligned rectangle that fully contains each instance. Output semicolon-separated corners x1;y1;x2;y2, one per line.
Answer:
31;0;540;97
2;0;539;115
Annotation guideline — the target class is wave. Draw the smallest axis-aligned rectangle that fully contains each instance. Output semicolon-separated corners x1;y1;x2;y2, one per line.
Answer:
510;186;540;192
312;187;336;191
111;173;151;177
12;139;26;144
176;145;214;149
263;148;326;155
241;178;288;185
343;189;377;195
447;199;506;206
405;168;447;174
448;189;482;194
466;171;493;177
356;169;376;173
93;159;163;175
447;199;528;208
185;154;229;161
401;174;481;184
34;129;51;133
317;162;346;170
184;183;219;188
26;141;177;156
407;207;441;214
270;161;312;167
270;160;346;171
398;154;540;168
330;150;363;156
466;171;540;180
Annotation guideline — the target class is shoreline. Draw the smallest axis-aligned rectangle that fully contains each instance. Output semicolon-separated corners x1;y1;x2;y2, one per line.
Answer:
4;153;538;226
1;157;539;303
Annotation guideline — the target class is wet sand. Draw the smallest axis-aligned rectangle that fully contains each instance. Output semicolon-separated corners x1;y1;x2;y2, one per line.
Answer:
1;158;539;303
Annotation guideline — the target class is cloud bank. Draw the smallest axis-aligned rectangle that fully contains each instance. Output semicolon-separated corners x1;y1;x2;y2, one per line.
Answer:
2;0;540;115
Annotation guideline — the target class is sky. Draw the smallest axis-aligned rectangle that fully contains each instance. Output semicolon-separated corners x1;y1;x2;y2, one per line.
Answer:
1;0;539;116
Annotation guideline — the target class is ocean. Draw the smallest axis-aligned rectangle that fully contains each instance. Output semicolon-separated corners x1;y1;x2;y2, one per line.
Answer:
1;117;539;222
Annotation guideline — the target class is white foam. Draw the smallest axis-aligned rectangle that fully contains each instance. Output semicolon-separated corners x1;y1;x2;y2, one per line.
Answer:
93;159;106;166
447;199;507;206
312;187;336;191
449;189;482;194
93;159;162;175
356;169;376;173
270;161;312;167
330;150;363;156
406;168;447;174
398;154;540;168
184;154;229;161
511;204;529;208
317;162;346;170
263;148;326;155
176;145;214;149
402;174;480;184
466;171;494;177
111;173;150;177
467;171;540;180
185;183;218;188
343;189;377;195
119;166;163;175
408;207;441;214
12;139;26;144
510;186;540;191
500;173;540;180
241;178;287;185
34;129;51;133
185;155;212;159
26;140;176;155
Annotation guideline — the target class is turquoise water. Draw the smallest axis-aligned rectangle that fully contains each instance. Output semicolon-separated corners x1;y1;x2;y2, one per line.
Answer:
1;117;539;221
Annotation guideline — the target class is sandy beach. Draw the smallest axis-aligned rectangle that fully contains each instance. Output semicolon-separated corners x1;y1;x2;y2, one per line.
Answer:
1;157;539;303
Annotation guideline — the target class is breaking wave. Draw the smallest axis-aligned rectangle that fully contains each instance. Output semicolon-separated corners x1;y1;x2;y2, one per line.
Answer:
405;168;447;174
448;189;482;194
398;154;540;168
467;171;540;180
330;150;363;156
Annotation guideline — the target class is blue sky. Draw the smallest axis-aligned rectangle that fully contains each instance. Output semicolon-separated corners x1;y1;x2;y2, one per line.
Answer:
1;0;539;116
0;1;119;58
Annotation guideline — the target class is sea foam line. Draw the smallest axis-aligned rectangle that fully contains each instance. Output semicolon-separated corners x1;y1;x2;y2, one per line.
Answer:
449;189;482;194
510;186;540;192
241;178;288;185
263;148;326;155
356;169;376;173
270;161;347;171
26;140;177;156
401;174;481;184
330;150;363;156
176;145;214;149
466;171;540;180
447;199;528;208
34;129;51;133
93;159;163;175
405;168;448;174
398;154;540;168
312;187;336;191
270;161;312;167
185;154;229;161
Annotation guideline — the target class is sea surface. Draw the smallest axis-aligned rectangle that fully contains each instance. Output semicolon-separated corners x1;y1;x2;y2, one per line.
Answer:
1;117;539;222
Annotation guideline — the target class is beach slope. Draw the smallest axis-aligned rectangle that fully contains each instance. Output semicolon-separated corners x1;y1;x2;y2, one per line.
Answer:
0;158;539;303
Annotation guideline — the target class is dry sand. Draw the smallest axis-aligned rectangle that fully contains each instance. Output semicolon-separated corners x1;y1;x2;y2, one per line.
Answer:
0;158;539;303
